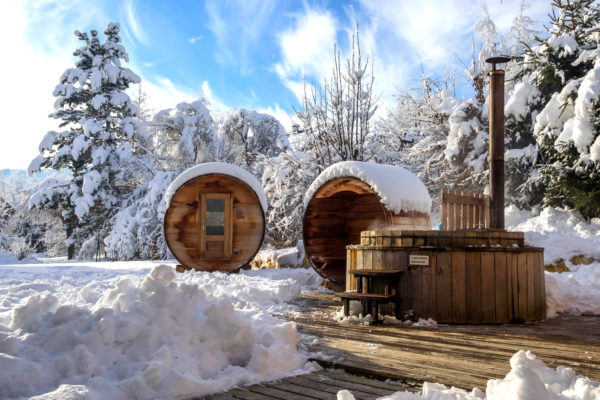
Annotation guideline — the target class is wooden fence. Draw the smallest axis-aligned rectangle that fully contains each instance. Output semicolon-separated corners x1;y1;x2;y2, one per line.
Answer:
441;189;490;230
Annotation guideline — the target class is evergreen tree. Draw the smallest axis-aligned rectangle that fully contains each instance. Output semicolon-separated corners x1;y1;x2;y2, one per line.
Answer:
28;22;141;258
511;0;600;217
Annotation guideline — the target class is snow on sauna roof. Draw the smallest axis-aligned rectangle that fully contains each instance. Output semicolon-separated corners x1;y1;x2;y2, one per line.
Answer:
304;161;432;214
164;162;268;211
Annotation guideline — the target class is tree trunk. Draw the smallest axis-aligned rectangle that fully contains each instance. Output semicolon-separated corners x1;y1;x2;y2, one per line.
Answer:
66;225;75;260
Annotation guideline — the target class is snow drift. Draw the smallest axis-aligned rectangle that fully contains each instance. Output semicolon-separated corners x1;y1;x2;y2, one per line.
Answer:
0;265;318;399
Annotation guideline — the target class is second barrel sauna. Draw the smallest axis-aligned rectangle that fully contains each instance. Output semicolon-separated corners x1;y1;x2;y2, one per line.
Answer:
303;161;432;284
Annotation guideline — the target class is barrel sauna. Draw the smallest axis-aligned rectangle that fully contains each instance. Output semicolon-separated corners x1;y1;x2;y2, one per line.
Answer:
346;230;546;323
164;162;266;272
303;161;432;284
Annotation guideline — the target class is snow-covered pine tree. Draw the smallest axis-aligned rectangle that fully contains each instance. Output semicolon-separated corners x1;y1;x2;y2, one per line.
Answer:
513;0;600;218
28;23;141;258
502;1;543;208
104;170;177;260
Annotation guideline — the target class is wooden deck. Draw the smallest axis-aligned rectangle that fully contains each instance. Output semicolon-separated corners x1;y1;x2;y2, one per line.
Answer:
202;370;416;400
285;292;600;390
202;291;600;399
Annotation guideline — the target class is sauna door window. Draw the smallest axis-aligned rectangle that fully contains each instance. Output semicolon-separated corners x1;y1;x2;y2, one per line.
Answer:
199;193;232;258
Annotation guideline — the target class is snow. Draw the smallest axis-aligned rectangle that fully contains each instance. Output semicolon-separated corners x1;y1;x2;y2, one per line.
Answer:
304;161;432;215
164;162;268;212
547;33;580;58
70;135;89;161
341;350;599;399
27;155;45;176
38;132;57;153
505;144;537;163
506;206;600;318
556;63;600;157
252;246;304;269
505;81;540;121
545;262;600;317
0;250;38;264
506;206;600;265
90;94;106;110
0;261;322;399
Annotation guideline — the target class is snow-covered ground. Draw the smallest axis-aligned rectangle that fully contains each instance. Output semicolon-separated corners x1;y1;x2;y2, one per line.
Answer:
0;260;322;399
1;206;599;399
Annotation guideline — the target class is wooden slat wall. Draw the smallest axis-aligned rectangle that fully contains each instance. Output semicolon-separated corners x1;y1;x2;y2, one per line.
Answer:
441;189;490;230
346;246;545;324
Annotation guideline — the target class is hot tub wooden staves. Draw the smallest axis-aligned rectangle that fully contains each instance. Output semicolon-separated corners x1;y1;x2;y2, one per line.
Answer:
346;230;545;324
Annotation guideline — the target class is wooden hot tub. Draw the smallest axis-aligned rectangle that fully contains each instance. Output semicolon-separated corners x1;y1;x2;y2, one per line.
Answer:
346;230;545;324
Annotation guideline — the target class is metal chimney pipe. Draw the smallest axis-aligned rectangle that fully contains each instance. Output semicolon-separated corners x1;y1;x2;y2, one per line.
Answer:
486;56;510;230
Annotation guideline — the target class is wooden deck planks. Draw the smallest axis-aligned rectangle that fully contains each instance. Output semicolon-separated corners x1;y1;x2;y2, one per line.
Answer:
282;293;600;391
203;292;600;399
201;370;411;400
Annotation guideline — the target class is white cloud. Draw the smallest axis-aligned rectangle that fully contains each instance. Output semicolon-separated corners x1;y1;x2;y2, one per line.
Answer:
201;81;228;111
274;6;337;97
122;0;149;46
273;0;550;110
0;0;201;169
205;0;276;74
129;76;196;113
188;36;202;44
0;0;109;170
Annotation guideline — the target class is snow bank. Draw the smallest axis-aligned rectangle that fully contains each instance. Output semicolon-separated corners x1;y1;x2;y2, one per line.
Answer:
164;162;268;212
0;264;321;399
505;206;600;265
251;246;305;269
340;350;600;399
506;206;600;317
0;250;38;264
304;161;432;215
545;262;600;317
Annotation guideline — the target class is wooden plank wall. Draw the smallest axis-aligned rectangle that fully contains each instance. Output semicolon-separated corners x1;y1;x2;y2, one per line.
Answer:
346;247;546;324
441;189;490;230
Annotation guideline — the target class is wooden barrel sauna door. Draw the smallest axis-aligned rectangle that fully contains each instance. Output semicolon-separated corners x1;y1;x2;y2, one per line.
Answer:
200;193;232;258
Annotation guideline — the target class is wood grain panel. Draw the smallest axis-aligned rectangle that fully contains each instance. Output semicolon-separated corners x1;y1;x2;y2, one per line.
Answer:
466;252;482;324
436;252;452;323
452;251;466;323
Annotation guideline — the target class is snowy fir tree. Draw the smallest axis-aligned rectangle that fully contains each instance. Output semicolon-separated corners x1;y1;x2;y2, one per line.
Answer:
510;0;600;218
28;23;141;258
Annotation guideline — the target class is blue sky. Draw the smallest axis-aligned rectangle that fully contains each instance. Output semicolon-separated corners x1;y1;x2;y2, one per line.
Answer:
1;0;551;169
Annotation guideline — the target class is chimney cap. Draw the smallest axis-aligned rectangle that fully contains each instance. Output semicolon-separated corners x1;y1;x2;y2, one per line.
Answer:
486;56;511;71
